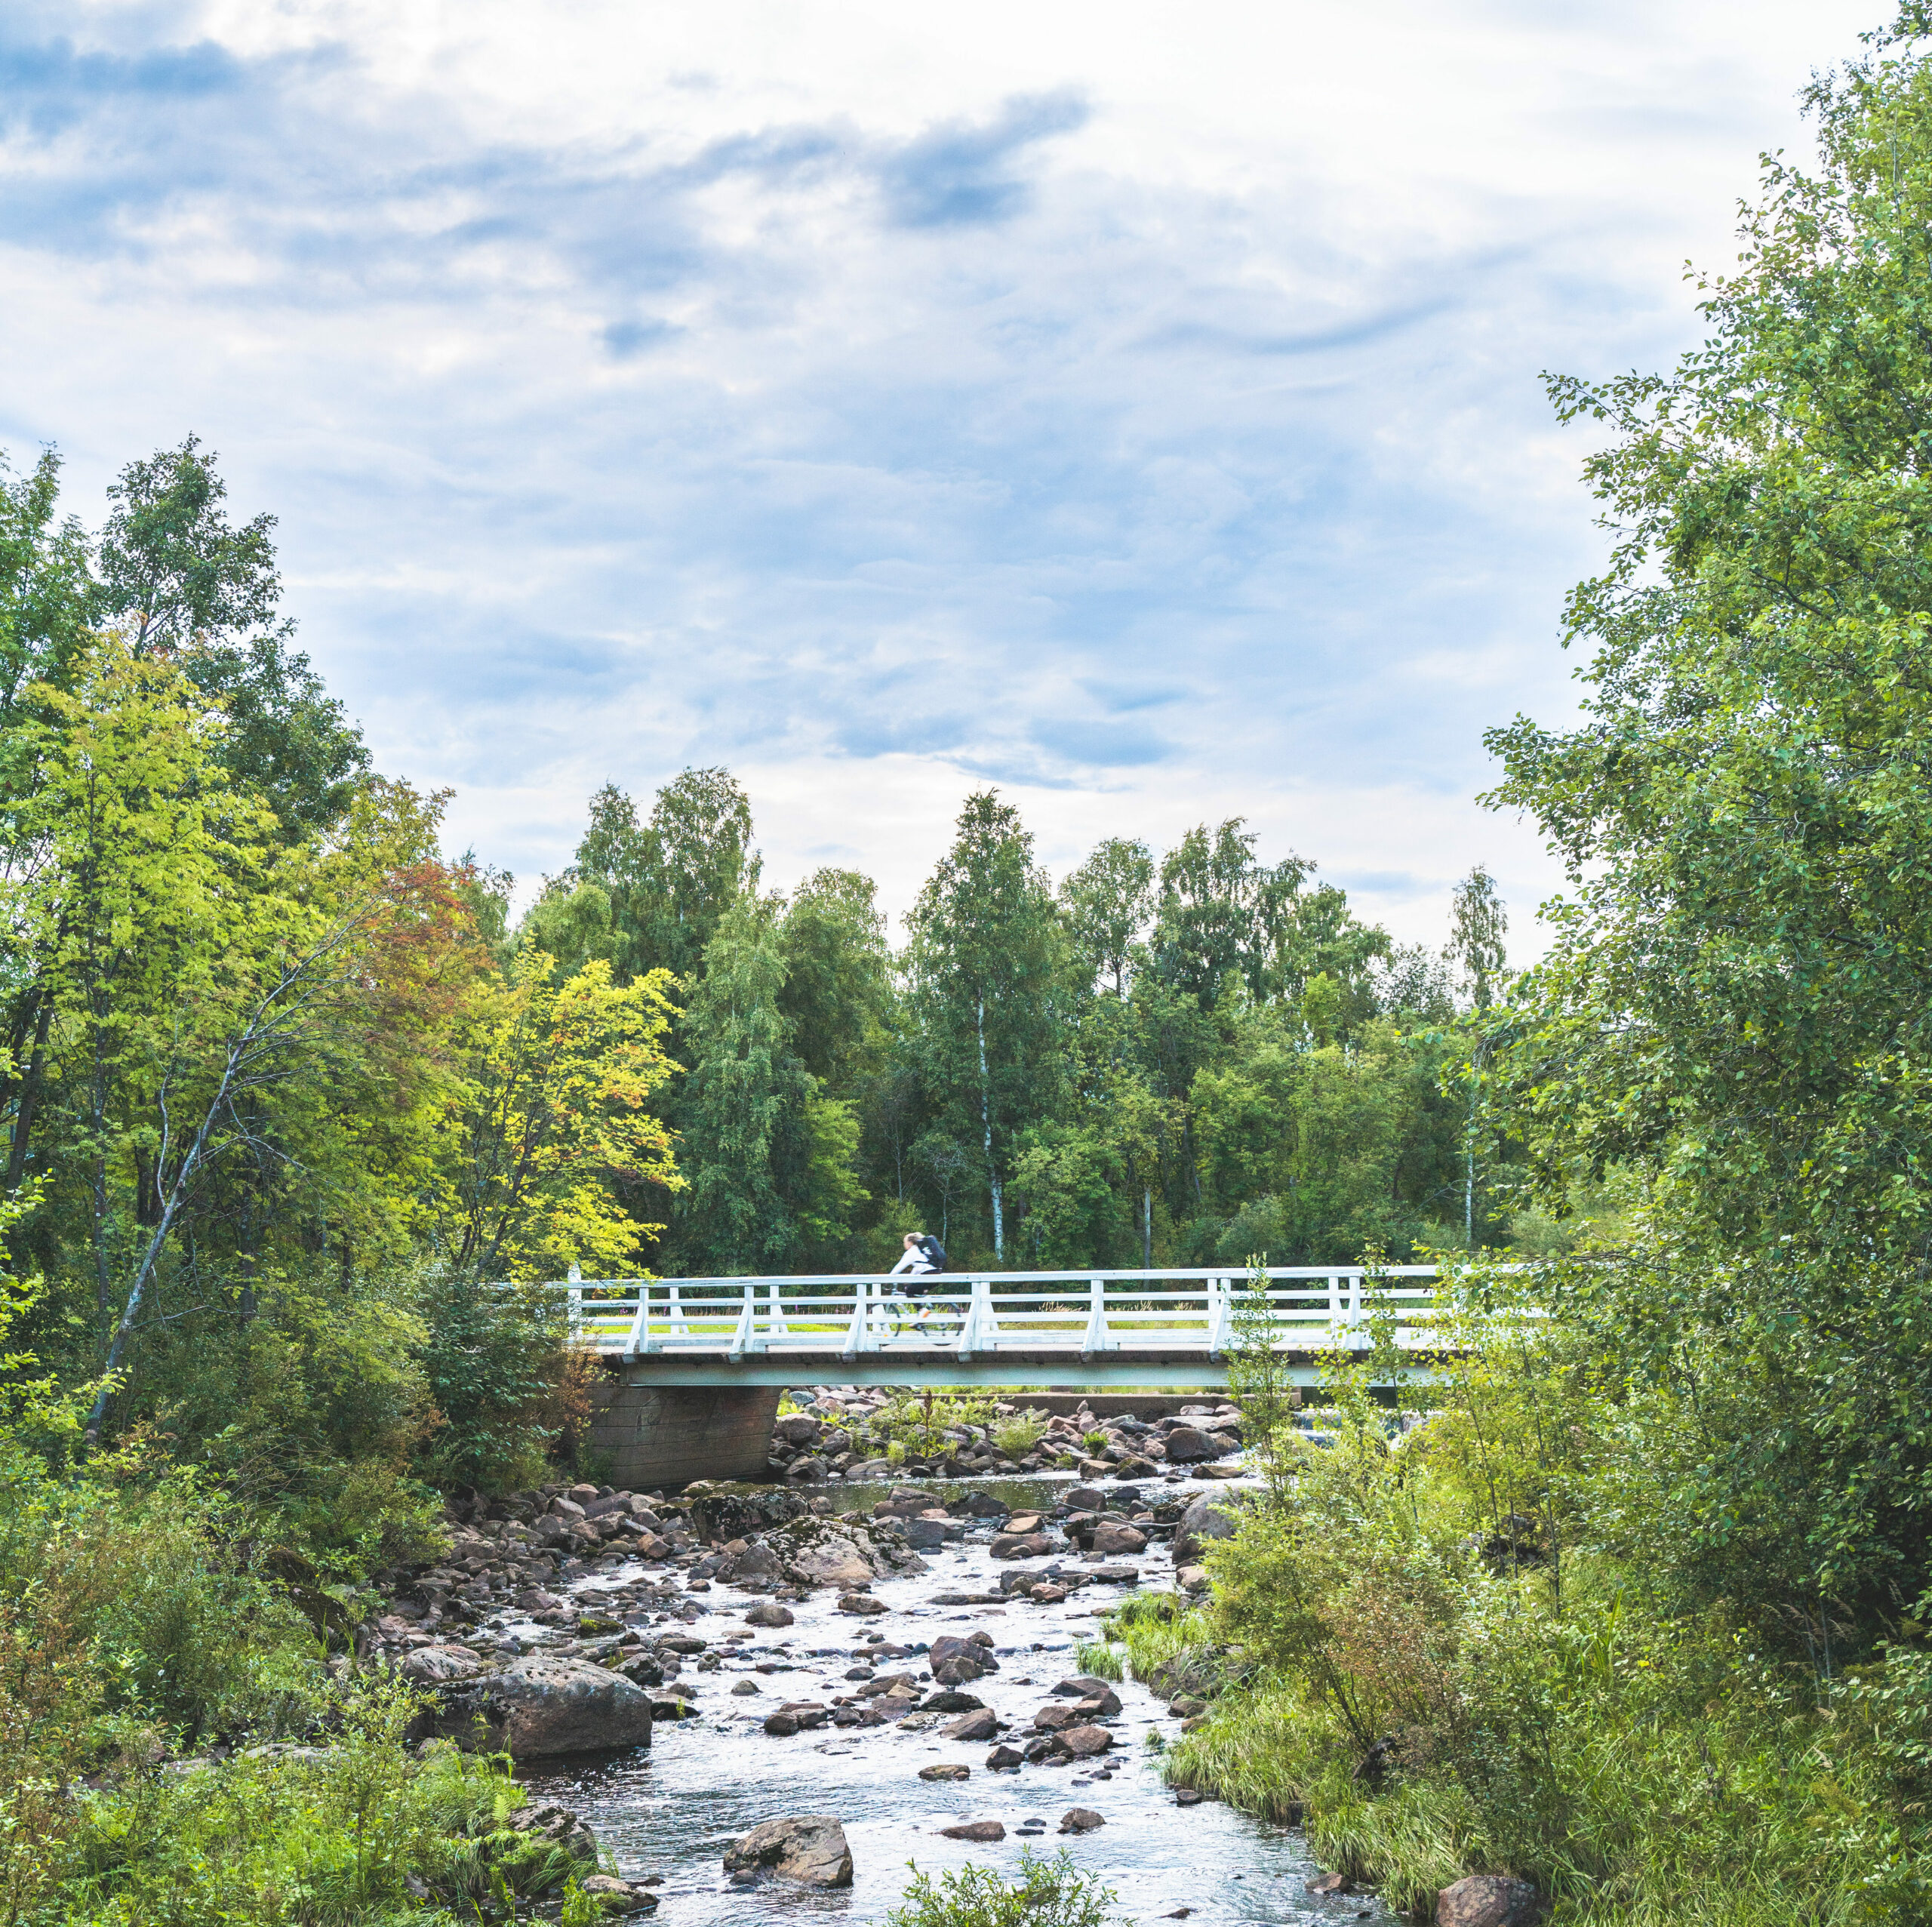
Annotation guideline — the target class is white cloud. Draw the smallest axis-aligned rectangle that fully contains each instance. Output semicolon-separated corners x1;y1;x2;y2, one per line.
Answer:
0;0;1879;955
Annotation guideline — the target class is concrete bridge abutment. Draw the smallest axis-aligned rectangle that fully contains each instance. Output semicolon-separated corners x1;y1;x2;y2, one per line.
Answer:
586;1377;780;1490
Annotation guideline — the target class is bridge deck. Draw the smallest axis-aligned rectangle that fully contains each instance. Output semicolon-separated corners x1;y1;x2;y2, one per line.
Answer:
519;1267;1450;1388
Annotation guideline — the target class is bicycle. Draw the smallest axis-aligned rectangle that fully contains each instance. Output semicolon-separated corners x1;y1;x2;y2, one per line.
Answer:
881;1288;964;1342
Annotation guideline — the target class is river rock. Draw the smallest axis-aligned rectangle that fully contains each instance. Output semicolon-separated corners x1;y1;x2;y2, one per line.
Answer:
1088;1522;1147;1556
1060;1724;1112;1756
987;1744;1023;1769
577;1873;660;1914
615;1650;665;1688
927;1691;984;1713
395;1643;481;1685
721;1542;784;1583
477;1657;653;1759
1063;1485;1108;1510
744;1602;795;1627
990;1532;1054;1560
1059;1808;1105;1833
1437;1875;1539;1927
773;1414;825;1447
1307;1871;1353;1895
961;1491;1009;1517
1161;1426;1218;1463
900;1518;953;1549
838;1593;886;1615
723;1815;853;1887
1051;1675;1115;1699
944;1708;1001;1741
939;1820;1005;1842
918;1762;970;1781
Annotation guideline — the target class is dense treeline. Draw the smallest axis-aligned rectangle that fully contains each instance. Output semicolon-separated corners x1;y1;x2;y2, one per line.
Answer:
518;771;1511;1281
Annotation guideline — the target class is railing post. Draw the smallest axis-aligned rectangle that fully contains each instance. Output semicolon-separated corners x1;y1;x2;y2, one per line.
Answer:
841;1279;866;1361
767;1279;787;1343
627;1282;652;1356
1081;1276;1109;1356
956;1275;994;1360
669;1282;688;1340
566;1261;582;1334
729;1282;755;1359
1207;1276;1230;1356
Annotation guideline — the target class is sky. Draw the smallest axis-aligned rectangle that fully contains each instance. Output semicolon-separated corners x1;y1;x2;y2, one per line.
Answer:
0;0;1883;955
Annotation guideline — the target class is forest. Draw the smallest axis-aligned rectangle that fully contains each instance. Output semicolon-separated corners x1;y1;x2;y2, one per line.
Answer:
14;10;1932;1927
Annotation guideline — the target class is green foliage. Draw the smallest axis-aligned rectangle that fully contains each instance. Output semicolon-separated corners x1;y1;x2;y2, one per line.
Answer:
675;894;819;1273
888;1849;1122;1927
416;1273;574;1495
856;1389;997;1462
94;435;370;837
55;1707;572;1925
1481;26;1932;1615
905;790;1068;1263
991;1409;1046;1459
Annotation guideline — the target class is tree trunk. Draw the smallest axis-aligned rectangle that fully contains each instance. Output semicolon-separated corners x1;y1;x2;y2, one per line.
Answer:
976;996;1002;1261
3;988;54;1191
1143;1187;1152;1269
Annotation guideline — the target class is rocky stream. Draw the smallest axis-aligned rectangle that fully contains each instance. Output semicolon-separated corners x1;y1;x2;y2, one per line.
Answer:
362;1396;1402;1926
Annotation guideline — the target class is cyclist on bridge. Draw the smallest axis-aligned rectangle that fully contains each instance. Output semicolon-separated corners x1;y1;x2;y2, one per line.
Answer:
887;1231;948;1327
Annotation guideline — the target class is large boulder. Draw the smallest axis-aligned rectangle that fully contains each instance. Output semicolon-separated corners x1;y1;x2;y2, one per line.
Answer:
719;1541;784;1583
772;1414;825;1448
1437;1876;1539;1927
395;1643;482;1685
989;1531;1054;1560
928;1634;997;1679
688;1486;808;1543
476;1657;653;1759
1089;1522;1146;1556
723;1815;853;1886
1174;1495;1241;1565
1161;1426;1219;1463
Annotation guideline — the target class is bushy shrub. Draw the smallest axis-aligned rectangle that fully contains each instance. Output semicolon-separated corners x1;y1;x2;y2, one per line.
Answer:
992;1410;1046;1458
888;1849;1121;1927
417;1274;577;1491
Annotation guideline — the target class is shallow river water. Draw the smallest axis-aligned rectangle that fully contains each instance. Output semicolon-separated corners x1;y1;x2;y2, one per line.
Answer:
519;1474;1393;1927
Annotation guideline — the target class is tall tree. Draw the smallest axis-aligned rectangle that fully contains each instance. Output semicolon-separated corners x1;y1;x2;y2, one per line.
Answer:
777;867;892;1097
673;896;814;1274
573;768;756;987
1060;837;1154;997
905;791;1065;1260
94;438;370;837
1486;20;1932;1611
0;447;92;725
1152;820;1307;1007
443;950;681;1282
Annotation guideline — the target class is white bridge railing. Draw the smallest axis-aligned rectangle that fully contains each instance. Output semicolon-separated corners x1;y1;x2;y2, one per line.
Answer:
518;1267;1447;1363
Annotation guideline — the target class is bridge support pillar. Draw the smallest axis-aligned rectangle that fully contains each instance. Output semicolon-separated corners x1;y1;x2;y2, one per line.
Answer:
586;1378;779;1490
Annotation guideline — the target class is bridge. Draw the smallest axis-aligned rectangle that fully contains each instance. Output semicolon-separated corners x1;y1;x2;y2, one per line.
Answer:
540;1265;1447;1389
521;1267;1448;1489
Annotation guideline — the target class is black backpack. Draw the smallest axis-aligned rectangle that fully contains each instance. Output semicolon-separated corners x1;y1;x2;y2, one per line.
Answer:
918;1234;948;1273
